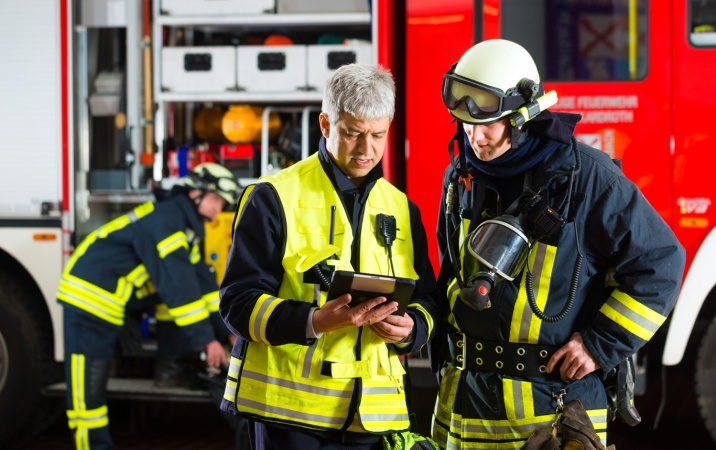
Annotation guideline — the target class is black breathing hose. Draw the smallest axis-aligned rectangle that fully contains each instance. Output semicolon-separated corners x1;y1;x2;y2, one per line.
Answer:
445;182;466;289
525;223;583;322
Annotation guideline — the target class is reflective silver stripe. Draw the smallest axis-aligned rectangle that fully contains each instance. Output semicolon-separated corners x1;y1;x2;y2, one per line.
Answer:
605;295;661;335
203;291;220;312
253;296;280;342
169;300;209;325
223;358;242;402
126;210;138;222
242;368;352;398
509;380;527;420
157;231;188;258
461;418;550;436
58;290;124;322
363;386;400;395
518;244;547;341
60;278;124;309
236;396;346;426
302;344;316;378
359;412;410;423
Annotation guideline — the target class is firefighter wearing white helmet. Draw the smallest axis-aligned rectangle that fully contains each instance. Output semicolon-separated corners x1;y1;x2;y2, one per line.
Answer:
431;39;685;449
184;162;239;208
57;161;239;449
442;38;543;125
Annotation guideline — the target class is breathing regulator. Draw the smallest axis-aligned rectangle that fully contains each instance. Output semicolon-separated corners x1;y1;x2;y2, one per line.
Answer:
441;39;581;321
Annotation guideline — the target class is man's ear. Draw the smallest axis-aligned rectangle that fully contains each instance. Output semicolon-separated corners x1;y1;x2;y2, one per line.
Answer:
319;113;331;138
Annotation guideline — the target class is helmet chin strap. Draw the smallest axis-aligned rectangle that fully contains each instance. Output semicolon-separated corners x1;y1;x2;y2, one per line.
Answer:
510;125;528;149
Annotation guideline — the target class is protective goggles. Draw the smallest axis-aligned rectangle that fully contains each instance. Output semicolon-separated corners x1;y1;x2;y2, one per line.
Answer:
442;63;527;121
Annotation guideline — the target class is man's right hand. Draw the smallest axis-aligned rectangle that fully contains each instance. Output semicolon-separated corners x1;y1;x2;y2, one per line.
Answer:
204;339;228;368
312;294;398;334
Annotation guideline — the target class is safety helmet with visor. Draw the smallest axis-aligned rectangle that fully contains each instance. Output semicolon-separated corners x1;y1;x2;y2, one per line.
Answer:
184;162;239;206
442;39;542;124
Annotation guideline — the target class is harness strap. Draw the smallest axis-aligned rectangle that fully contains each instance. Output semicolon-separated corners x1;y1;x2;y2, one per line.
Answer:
446;332;562;380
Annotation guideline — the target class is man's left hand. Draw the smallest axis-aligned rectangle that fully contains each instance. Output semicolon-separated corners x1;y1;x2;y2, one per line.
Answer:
546;331;600;382
369;313;414;344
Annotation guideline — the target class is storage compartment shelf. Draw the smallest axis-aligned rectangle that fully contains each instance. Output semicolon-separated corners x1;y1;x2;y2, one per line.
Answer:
155;91;323;103
156;12;370;27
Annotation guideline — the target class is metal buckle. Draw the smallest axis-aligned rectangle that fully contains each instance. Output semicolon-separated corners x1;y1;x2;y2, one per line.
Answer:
455;333;466;370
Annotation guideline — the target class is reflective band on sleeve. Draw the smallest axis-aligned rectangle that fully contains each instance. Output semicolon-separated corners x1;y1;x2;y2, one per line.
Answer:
190;243;201;264
203;291;220;312
157;231;189;259
250;294;283;344
600;289;666;341
166;298;210;326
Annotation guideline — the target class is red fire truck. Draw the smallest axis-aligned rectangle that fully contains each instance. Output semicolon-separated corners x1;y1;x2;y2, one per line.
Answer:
2;0;716;446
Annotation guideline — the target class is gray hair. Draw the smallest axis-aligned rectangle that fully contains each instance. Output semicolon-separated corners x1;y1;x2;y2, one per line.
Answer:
321;63;395;124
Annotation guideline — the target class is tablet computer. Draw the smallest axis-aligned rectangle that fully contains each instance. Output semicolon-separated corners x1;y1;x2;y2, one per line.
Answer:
326;270;416;316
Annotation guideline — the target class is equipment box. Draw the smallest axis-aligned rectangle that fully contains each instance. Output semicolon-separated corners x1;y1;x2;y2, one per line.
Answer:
237;45;307;93
161;46;237;93
161;0;275;15
306;44;372;92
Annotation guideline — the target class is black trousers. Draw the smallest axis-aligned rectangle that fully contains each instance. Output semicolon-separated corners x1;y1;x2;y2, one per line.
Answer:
248;420;383;450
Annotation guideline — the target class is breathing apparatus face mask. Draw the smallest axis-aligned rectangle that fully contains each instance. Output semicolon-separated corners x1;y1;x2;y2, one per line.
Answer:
459;214;532;310
458;194;566;311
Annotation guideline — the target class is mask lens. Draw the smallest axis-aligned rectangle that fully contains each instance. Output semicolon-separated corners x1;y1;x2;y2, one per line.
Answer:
467;217;530;281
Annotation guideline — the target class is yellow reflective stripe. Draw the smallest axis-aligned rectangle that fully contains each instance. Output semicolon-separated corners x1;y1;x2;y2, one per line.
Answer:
155;303;171;321
235;184;256;230
446;278;461;332
511;243;556;343
134;282;156;299
70;354;86;413
587;409;609;440
58;277;127;326
236;368;354;428
600;290;667;341
359;379;410;430
67;405;109;428
166;298;210;326
157;231;189;259
67;353;109;445
503;378;535;421
236;366;410;431
126;264;149;287
190;243;201;264
223;357;242;402
64;202;154;273
409;303;434;338
203;291;220;313
250;294;283;344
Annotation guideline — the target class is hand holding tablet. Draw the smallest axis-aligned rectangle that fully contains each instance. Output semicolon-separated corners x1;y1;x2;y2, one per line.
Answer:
326;270;416;316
